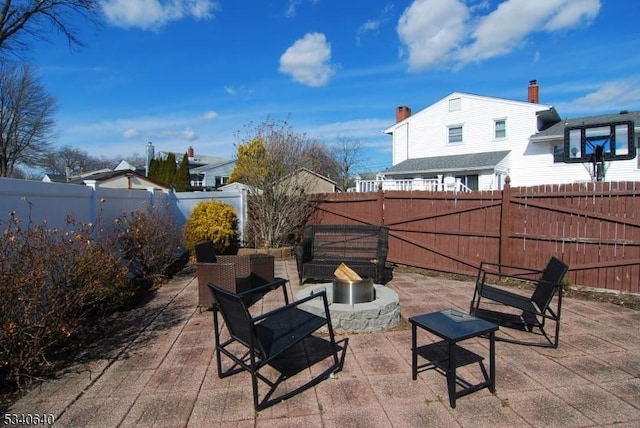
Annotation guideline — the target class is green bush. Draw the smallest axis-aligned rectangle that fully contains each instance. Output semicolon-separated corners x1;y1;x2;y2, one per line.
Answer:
184;200;238;254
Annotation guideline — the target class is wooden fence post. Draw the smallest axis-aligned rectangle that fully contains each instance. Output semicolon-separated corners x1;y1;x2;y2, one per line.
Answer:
499;176;512;267
378;187;385;226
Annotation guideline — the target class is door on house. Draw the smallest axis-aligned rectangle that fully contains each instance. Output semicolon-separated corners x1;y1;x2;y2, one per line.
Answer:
455;174;479;191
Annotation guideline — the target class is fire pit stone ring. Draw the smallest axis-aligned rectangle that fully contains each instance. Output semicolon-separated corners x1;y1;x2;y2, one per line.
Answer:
295;283;401;333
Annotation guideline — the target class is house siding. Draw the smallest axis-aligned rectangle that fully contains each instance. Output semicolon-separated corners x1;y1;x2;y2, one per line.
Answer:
390;93;548;162
386;93;553;190
521;137;640;186
385;91;640;188
392;123;409;165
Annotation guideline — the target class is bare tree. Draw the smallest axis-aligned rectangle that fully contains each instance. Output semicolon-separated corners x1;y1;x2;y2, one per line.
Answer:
331;136;365;191
0;0;100;54
301;139;339;181
0;62;57;177
231;118;320;248
37;145;116;176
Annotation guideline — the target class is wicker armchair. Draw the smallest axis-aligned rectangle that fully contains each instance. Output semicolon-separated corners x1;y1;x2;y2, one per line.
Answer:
195;241;275;309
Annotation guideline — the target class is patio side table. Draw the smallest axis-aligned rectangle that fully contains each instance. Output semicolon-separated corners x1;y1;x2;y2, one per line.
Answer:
409;309;498;408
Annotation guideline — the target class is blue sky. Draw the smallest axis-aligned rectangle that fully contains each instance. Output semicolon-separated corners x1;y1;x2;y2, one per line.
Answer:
31;0;640;173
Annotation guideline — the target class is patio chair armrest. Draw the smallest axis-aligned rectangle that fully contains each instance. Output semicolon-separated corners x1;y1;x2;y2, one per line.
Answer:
478;260;544;277
252;289;329;323
476;271;540;289
236;277;289;303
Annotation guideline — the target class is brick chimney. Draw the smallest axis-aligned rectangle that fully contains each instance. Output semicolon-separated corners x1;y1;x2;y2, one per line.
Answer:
396;106;412;123
528;80;539;103
187;146;194;158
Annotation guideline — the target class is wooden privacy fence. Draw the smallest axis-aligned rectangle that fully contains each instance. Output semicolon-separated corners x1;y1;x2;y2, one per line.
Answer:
308;179;640;294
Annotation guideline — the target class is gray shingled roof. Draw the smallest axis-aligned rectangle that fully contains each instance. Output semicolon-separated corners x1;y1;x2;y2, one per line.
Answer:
385;150;511;175
531;110;640;141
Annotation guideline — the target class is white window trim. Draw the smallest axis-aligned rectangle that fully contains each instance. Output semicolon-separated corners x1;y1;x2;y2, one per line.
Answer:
494;118;507;140
447;124;464;144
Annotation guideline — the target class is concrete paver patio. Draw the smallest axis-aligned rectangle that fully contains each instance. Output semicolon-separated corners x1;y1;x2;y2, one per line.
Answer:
8;259;640;427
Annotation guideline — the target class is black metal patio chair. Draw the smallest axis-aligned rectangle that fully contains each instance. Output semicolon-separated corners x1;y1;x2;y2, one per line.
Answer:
469;256;569;348
208;279;344;411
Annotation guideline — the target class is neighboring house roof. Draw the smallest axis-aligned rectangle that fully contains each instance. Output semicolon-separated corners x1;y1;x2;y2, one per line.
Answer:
295;167;337;185
530;110;640;142
278;167;337;194
156;151;227;168
217;182;250;192
190;159;236;175
114;160;146;174
68;170;170;190
43;168;113;183
385;151;511;175
191;159;236;188
219;168;336;194
42;173;67;183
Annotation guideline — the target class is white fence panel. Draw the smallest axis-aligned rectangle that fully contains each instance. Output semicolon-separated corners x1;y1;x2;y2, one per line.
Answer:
0;178;94;227
0;178;247;242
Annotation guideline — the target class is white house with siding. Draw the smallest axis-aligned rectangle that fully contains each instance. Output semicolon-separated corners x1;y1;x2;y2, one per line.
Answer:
376;81;640;191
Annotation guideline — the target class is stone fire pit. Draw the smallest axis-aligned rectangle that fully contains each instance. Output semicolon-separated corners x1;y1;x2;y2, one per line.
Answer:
295;282;401;333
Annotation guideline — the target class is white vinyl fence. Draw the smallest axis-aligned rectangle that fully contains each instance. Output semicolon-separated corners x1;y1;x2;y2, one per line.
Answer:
0;178;247;243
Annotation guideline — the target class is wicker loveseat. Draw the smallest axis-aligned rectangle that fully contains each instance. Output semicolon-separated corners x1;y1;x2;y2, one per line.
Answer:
293;224;389;284
195;241;275;309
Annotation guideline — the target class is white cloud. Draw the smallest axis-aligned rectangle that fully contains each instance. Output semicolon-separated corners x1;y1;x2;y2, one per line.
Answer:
306;118;392;141
279;33;337;87
544;0;600;31
182;127;198;140
397;0;469;71
533;51;540;63
397;0;601;71
284;0;319;18
101;0;220;30
285;0;301;17
360;20;380;32
574;82;640;108
224;86;237;95
123;128;139;139
356;4;394;44
201;110;218;120
68;113;209;146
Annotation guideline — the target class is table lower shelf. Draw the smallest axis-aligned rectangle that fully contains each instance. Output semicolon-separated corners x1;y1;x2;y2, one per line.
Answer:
412;333;496;408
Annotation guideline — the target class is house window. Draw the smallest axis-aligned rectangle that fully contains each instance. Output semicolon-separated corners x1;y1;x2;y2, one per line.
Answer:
448;126;463;143
494;119;506;139
449;97;461;111
553;145;564;163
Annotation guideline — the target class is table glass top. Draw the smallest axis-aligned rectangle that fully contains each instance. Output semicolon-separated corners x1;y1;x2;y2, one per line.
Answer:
409;309;498;341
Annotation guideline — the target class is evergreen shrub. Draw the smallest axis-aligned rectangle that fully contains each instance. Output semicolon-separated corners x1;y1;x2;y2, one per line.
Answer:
184;200;238;254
